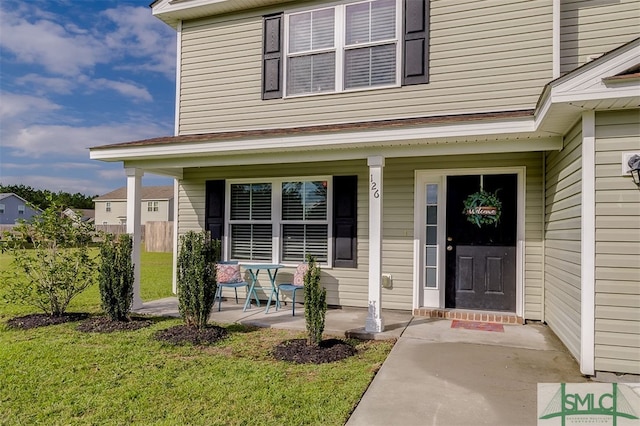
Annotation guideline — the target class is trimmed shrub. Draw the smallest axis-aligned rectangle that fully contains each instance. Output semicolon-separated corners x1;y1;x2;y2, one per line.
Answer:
0;198;97;316
177;231;219;329
99;233;134;321
303;255;326;346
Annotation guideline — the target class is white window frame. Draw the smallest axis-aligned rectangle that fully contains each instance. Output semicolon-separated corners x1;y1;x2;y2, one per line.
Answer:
147;201;159;212
105;202;111;212
283;0;402;98
0;204;4;214
18;205;25;215
225;176;333;266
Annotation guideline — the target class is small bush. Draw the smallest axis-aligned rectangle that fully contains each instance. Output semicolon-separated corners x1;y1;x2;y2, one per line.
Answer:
98;233;134;321
177;231;219;330
304;255;326;346
0;198;97;316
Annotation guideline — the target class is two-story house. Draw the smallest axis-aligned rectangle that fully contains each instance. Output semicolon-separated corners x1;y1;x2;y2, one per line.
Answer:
93;186;174;225
90;0;640;377
0;193;42;225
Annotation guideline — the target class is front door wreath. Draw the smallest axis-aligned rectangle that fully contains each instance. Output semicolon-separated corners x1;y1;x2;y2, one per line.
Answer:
462;190;502;227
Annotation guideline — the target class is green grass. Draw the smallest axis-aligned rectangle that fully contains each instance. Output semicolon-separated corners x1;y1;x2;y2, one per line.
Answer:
0;248;174;318
0;250;394;425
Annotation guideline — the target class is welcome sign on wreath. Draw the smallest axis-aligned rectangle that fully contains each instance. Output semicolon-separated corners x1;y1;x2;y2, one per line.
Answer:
462;189;502;227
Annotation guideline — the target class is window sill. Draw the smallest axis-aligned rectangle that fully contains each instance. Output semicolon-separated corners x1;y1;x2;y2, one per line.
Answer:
283;82;401;100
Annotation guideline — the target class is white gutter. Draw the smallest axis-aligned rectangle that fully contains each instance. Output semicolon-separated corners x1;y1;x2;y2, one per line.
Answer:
174;20;182;137
580;110;596;376
553;0;560;79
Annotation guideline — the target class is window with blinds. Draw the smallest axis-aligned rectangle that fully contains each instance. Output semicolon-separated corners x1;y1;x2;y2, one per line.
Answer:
285;0;399;96
281;181;328;262
227;179;330;264
229;183;273;261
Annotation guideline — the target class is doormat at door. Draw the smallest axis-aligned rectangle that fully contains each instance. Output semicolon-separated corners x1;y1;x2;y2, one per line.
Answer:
451;320;504;332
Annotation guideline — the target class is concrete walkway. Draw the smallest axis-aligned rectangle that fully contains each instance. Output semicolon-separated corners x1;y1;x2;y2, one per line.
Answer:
135;298;587;425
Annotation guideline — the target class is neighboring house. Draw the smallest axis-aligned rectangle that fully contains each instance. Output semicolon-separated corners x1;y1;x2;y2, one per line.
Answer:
93;186;174;225
0;193;41;224
62;208;95;223
90;1;640;376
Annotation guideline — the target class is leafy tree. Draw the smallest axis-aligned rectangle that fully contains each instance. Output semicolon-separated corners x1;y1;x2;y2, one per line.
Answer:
0;184;97;210
304;255;326;346
0;199;97;316
176;231;219;330
99;234;134;321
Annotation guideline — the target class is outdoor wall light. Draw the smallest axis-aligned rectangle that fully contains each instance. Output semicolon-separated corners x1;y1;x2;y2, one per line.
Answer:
628;154;640;187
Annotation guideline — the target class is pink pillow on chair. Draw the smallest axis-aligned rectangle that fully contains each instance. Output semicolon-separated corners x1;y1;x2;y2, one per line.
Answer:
216;263;242;283
292;263;309;286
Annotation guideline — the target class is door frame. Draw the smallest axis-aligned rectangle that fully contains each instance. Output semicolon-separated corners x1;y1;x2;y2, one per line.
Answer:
413;167;526;317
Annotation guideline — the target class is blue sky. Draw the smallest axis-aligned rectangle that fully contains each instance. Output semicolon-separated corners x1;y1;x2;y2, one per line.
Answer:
0;0;176;196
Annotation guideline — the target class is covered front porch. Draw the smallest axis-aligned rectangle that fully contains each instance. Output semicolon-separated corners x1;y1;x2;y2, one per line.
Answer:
134;297;412;340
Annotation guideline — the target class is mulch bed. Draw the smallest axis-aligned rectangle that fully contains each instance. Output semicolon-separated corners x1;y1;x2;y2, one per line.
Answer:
154;324;228;346
77;316;154;333
6;313;90;330
272;338;357;364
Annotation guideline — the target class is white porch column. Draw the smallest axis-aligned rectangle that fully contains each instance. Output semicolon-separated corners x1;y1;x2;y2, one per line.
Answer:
366;156;385;333
125;167;144;309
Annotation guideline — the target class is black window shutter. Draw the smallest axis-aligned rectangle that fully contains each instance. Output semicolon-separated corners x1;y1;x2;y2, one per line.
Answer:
262;13;283;100
402;0;430;85
333;175;358;268
205;180;225;241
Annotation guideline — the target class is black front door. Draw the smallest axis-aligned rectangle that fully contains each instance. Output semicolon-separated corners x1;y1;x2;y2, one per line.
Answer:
445;174;517;311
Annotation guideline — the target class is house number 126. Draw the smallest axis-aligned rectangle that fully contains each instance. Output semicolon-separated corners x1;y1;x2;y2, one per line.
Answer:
370;174;380;199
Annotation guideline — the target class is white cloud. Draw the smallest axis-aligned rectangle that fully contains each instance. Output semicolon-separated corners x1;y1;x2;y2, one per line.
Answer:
15;74;76;95
102;6;176;79
93;79;153;102
0;7;108;76
3;122;168;158
0;92;61;119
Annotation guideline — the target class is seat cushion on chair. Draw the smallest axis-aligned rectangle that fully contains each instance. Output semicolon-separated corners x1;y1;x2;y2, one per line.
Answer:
292;263;309;286
216;263;242;283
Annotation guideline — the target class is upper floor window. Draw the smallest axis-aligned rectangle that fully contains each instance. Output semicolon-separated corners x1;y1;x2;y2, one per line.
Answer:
18;205;25;215
285;0;400;97
147;201;159;212
105;202;111;212
0;204;4;214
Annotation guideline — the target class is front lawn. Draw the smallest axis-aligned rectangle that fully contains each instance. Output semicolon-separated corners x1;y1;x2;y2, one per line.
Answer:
0;250;393;425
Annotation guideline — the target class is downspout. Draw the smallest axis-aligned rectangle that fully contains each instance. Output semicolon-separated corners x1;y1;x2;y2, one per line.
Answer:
172;20;182;294
580;111;596;376
541;153;546;323
174;20;182;136
172;179;179;294
553;0;560;78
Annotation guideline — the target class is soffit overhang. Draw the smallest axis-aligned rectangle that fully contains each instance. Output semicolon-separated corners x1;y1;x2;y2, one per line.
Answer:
536;37;640;135
151;0;291;28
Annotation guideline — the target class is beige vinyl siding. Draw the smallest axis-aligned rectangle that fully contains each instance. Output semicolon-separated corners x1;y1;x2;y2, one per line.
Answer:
178;0;552;134
544;120;582;360
593;109;640;375
560;0;640;75
177;151;543;314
